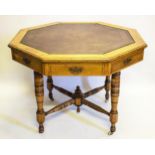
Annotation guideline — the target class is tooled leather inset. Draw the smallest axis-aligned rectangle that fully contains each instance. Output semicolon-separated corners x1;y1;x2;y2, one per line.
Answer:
21;23;135;54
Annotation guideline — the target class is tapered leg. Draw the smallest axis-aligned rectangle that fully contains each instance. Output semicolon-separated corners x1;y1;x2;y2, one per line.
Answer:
34;71;45;133
109;72;120;135
47;76;54;101
105;76;111;102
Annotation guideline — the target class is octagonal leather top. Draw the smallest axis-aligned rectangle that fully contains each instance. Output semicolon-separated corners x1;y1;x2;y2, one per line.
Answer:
21;23;135;55
9;22;147;62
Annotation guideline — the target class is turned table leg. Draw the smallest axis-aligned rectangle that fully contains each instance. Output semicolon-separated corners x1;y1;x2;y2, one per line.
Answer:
109;72;120;135
105;76;111;102
47;76;54;101
34;71;45;133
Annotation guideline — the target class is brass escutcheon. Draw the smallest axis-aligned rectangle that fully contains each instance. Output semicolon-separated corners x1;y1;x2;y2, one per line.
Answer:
123;57;132;65
68;67;83;74
23;57;31;65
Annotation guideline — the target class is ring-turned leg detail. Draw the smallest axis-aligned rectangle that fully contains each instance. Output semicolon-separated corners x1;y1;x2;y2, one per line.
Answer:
109;72;120;135
47;76;54;101
34;71;45;133
105;76;111;102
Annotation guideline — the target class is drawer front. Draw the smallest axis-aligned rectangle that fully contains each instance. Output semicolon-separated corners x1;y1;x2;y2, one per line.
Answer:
11;49;42;73
111;49;144;73
44;63;103;76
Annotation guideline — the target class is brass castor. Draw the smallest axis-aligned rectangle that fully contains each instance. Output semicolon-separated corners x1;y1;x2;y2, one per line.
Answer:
39;124;44;133
108;131;114;135
108;125;116;135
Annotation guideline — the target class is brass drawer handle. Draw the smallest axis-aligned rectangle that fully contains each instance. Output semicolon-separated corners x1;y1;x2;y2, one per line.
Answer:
123;58;132;65
22;57;31;65
68;67;83;74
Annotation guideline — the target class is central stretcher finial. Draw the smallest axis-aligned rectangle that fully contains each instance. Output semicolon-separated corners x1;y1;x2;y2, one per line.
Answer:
73;86;83;113
45;84;110;124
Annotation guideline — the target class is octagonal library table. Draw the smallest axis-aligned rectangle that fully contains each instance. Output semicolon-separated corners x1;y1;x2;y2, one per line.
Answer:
8;22;147;135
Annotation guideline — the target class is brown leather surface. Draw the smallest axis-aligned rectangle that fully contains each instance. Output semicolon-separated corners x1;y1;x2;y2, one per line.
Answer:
21;23;134;54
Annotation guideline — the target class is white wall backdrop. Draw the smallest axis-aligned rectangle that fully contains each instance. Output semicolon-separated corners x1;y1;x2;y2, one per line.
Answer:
0;15;155;138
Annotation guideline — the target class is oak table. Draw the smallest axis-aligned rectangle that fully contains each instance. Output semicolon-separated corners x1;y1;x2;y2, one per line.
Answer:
8;22;147;135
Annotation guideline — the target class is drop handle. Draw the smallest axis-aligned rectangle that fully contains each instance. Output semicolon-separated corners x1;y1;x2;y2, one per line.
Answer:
68;67;83;74
123;58;132;65
23;57;31;65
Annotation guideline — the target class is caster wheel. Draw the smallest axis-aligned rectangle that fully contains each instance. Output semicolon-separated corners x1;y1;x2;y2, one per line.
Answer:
39;125;44;133
108;131;114;135
108;125;116;135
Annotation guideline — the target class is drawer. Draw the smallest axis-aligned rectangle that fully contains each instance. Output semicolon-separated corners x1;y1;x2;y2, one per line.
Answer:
11;49;42;73
44;63;103;76
111;49;144;73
